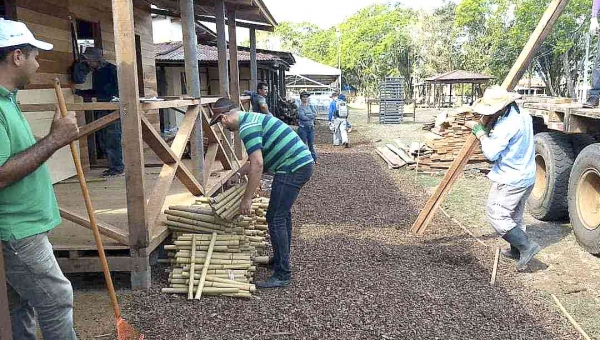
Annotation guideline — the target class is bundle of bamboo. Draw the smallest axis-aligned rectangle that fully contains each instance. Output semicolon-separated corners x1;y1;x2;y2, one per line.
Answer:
160;195;270;299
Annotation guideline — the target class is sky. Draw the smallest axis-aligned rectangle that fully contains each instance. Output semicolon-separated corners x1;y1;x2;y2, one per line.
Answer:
202;0;457;44
263;0;457;29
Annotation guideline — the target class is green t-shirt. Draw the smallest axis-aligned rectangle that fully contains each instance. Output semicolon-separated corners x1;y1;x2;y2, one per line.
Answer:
0;86;61;241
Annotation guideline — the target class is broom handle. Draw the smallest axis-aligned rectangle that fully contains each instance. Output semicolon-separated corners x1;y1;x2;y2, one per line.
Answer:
54;79;121;320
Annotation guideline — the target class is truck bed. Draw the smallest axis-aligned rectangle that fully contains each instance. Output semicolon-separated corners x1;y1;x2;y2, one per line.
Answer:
519;96;600;134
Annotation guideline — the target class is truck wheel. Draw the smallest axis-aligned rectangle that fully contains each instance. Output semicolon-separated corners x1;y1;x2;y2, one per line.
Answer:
527;132;574;221
571;134;596;157
568;143;600;254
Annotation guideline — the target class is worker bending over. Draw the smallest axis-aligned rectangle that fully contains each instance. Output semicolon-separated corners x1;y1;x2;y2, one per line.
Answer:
209;98;314;288
467;86;540;271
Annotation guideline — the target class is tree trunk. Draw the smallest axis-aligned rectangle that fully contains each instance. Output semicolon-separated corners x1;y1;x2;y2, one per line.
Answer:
562;50;575;98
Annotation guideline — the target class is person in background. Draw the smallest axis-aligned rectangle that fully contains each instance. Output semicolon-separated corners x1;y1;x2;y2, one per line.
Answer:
245;82;272;115
328;93;350;147
75;47;123;177
297;91;318;163
0;19;79;339
466;86;539;272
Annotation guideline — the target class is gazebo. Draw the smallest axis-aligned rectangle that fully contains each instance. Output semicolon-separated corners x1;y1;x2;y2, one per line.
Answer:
420;70;494;108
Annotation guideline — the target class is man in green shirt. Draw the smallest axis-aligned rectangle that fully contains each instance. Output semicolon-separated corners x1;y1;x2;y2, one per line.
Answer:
210;97;314;288
0;19;79;339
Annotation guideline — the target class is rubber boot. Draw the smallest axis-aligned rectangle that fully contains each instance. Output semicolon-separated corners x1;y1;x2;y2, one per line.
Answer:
583;96;599;108
501;245;520;260
502;227;541;271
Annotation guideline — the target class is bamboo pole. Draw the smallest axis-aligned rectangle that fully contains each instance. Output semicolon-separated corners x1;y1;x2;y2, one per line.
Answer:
195;232;217;299
169;205;215;215
490;247;500;286
551;294;592;340
166;216;234;232
162;287;239;295
165;209;232;226
187;235;197;299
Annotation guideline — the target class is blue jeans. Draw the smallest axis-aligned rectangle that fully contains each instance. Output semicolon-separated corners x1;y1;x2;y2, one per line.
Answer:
266;163;314;280
3;233;77;339
297;126;317;162
95;110;124;172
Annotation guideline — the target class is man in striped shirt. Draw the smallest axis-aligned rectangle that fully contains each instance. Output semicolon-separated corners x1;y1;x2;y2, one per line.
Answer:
210;98;314;288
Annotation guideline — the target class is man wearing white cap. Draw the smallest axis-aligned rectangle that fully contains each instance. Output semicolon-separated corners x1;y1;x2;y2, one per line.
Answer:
0;19;79;339
466;86;540;272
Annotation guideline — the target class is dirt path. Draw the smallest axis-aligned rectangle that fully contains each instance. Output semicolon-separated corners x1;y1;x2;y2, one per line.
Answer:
115;123;578;339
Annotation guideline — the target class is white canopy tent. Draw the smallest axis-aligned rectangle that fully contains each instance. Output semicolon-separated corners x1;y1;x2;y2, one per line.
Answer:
286;54;341;92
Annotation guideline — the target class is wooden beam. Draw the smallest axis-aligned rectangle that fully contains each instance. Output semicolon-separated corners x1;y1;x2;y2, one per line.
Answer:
19;102;119;112
215;0;229;97
180;0;205;186
411;0;571;236
112;0;150;290
228;9;243;160
249;28;258;92
203;143;219;186
57;256;132;273
76;111;120;140
59;208;130;245
0;243;12;340
194;15;274;31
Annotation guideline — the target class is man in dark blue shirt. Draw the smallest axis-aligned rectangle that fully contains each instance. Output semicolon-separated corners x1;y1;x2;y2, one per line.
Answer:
75;47;123;177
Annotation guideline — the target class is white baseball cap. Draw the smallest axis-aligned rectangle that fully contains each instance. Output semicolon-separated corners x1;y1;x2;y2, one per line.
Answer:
0;19;53;50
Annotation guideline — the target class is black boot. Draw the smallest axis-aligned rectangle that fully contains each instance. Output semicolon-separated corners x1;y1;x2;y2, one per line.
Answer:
502;227;540;271
501;245;520;260
583;96;599;108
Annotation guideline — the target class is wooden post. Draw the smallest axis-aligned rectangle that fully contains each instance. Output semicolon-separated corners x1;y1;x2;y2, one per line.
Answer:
227;9;243;159
249;28;258;91
411;0;571;236
215;0;229;97
279;65;286;99
180;0;205;185
0;243;13;340
111;0;150;290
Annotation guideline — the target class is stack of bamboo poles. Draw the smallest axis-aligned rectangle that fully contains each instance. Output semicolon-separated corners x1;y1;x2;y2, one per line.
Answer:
160;192;271;299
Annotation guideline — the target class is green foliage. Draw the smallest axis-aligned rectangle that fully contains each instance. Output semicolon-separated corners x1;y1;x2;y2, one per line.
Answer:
248;0;594;97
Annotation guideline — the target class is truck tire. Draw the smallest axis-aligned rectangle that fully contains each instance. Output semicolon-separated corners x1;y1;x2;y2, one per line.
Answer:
527;132;574;221
570;134;596;157
568;143;600;254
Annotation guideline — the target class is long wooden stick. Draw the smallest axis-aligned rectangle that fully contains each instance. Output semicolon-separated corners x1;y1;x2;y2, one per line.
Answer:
551;294;593;340
195;232;217;299
490;247;500;286
187;235;197;299
54;79;121;320
410;0;571;235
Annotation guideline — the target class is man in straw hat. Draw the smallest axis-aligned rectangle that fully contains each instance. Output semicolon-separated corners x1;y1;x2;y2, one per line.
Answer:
466;85;540;271
209;97;314;288
0;19;78;338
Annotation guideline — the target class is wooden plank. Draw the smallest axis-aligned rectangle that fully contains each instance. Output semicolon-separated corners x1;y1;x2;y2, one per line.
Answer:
59;207;129;245
203;143;219;186
215;0;229;96
112;0;150;289
227;9;243;160
76;111;120;139
249;28;258;91
140;99;201;110
19;102;119;112
0;243;12;340
57;256;132;273
140;115;177;164
386;144;415;164
412;0;571;236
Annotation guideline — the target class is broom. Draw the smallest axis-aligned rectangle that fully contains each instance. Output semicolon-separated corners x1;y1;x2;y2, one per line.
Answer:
54;79;143;340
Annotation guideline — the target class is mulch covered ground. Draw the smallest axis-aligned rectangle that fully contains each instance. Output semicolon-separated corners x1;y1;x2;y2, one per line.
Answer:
121;122;576;339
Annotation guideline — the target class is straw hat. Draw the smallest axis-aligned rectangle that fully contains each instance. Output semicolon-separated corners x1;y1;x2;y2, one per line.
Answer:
472;86;522;116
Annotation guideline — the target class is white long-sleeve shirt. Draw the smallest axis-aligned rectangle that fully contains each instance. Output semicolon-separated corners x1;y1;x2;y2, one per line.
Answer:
480;106;536;188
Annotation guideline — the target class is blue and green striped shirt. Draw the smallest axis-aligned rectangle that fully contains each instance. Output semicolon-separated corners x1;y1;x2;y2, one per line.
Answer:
238;112;313;174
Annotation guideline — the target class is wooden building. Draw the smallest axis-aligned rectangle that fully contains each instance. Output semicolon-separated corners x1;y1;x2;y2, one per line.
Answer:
155;41;294;132
0;0;277;289
419;70;494;108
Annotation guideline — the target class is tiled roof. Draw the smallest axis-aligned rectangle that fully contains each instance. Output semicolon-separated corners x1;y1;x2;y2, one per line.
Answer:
155;42;280;62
